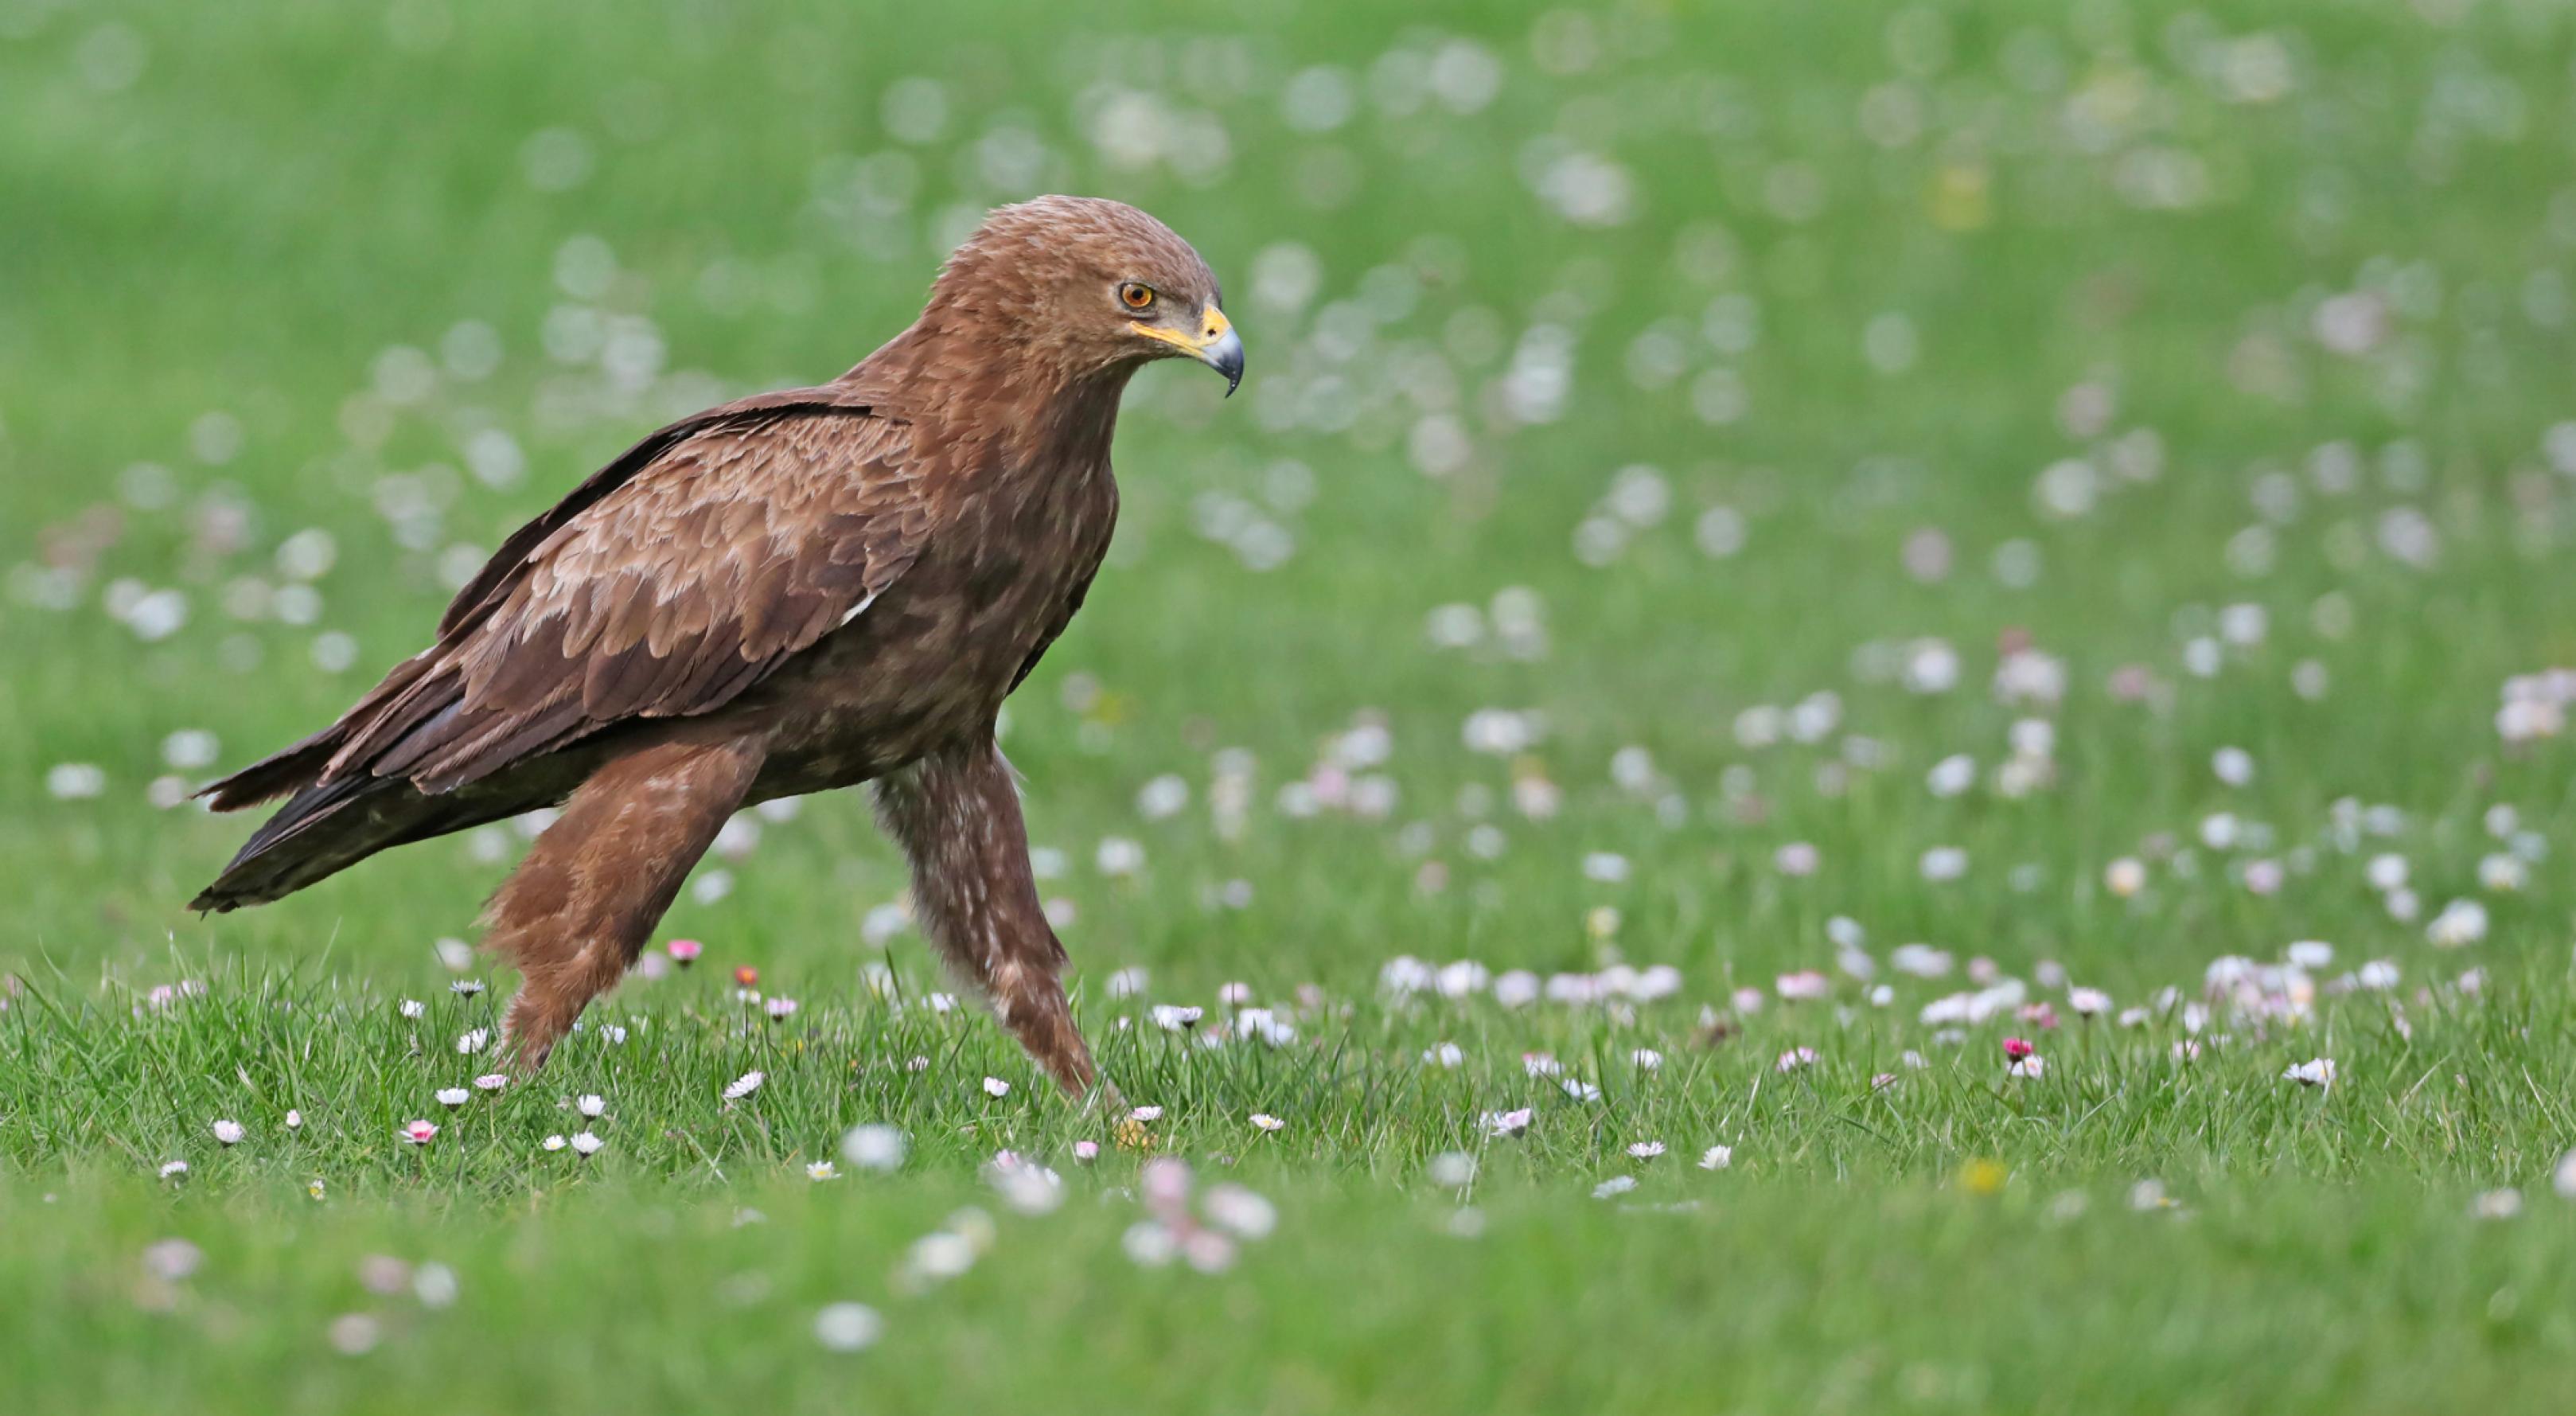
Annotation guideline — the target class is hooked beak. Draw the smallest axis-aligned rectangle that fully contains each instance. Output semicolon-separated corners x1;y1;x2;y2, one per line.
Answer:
1139;305;1245;396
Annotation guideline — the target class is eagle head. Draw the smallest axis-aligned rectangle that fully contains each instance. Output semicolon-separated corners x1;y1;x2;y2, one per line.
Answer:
929;195;1242;394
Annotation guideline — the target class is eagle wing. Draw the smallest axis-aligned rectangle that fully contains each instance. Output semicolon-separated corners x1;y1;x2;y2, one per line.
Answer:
210;388;933;803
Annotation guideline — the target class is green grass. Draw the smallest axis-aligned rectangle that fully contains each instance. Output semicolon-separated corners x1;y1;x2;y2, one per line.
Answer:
10;0;2576;1409
18;1174;2576;1414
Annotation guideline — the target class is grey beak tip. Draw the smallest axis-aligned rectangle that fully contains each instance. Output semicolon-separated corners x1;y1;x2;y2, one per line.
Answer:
1200;325;1245;398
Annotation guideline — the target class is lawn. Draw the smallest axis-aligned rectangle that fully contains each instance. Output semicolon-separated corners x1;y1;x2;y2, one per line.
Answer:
8;0;2576;1410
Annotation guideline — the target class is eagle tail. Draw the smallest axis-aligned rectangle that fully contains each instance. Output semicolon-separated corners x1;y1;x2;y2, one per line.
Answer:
193;728;344;813
189;771;489;913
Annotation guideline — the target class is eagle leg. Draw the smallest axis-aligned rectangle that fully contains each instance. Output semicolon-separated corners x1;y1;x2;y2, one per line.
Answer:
873;739;1105;1099
484;735;766;1072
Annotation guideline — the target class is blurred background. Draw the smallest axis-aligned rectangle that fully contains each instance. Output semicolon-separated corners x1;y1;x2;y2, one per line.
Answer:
6;0;2574;994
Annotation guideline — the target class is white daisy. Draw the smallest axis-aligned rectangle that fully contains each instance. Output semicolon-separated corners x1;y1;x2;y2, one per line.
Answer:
841;1125;907;1171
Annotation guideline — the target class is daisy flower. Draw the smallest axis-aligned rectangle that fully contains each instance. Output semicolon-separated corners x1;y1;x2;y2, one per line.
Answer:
2009;1055;2047;1079
158;1159;190;1180
399;998;426;1019
576;1094;606;1118
400;1119;438;1145
764;996;801;1020
285;1110;303;1130
666;938;703;965
1202;1184;1276;1240
806;1161;840;1181
1700;1145;1733;1171
723;1070;765;1101
1775;970;1830;1001
2104;858;2146;897
840;1124;907;1172
435;1087;470;1109
1072;1140;1101;1162
1483;1107;1534;1138
2472;1189;2522;1220
1250;1113;1284;1133
211;1118;245;1146
571;1131;603;1157
1129;1105;1163;1122
450;980;485;997
1627;1141;1666;1160
473;1073;509;1092
981;1076;1011;1098
813;1301;882;1353
1775;1047;1818;1072
2282;1057;2336;1088
542;1134;567;1152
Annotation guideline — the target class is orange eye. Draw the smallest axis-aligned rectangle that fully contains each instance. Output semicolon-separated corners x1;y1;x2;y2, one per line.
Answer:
1119;283;1155;311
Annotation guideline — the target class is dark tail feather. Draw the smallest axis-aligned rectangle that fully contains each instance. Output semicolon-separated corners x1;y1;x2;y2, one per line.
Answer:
190;772;496;913
192;774;383;911
193;728;345;812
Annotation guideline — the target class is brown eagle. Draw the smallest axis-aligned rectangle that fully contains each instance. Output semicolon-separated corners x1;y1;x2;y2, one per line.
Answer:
191;196;1242;1094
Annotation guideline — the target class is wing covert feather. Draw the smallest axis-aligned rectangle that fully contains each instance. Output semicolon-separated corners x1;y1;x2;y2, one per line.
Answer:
320;400;929;793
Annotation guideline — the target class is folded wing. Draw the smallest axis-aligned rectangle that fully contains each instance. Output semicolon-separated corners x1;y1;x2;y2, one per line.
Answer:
203;388;932;808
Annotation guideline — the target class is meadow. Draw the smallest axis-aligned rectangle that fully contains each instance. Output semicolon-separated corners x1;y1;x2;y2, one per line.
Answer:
8;0;2576;1410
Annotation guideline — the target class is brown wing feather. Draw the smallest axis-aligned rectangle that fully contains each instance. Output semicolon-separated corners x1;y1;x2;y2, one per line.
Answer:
289;394;929;796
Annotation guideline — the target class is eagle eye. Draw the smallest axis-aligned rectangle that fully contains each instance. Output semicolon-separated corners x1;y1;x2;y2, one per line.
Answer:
1117;282;1156;312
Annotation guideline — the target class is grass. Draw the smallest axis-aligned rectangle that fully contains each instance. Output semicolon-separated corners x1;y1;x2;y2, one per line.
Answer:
10;0;2576;1409
16;1175;2576;1414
